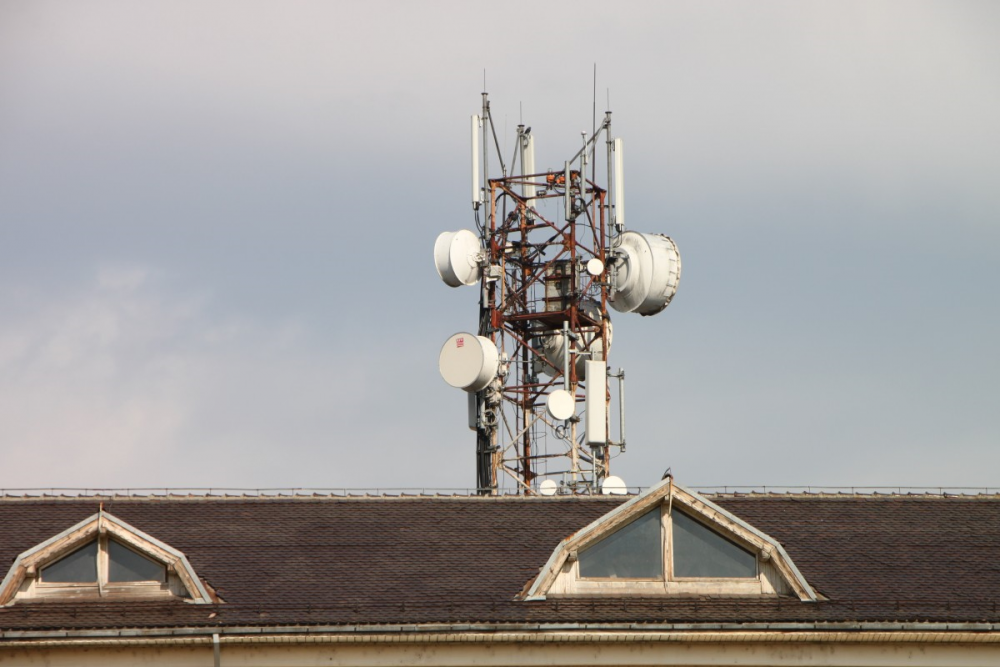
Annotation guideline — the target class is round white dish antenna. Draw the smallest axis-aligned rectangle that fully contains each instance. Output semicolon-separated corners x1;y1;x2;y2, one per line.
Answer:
586;258;604;277
438;333;499;393
538;479;558;496
601;475;628;495
546;389;575;421
535;300;612;381
609;232;681;316
434;230;481;287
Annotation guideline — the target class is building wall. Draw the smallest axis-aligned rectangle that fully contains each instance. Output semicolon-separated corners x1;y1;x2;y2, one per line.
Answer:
4;636;1000;667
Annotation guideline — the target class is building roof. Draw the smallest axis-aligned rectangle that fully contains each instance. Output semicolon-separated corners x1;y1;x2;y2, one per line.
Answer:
1;493;999;632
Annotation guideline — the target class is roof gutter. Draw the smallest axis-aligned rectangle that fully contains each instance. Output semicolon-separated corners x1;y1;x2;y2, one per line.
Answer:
5;629;1000;650
5;621;1000;645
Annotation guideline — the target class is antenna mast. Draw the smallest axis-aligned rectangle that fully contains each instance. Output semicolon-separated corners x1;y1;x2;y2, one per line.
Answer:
435;92;681;495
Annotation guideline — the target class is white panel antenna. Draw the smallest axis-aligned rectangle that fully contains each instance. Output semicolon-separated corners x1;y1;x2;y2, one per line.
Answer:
523;134;536;201
471;115;480;207
585;360;607;446
613;138;625;230
467;392;478;431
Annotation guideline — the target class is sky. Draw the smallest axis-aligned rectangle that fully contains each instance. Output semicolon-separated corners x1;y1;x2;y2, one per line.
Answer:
1;1;998;492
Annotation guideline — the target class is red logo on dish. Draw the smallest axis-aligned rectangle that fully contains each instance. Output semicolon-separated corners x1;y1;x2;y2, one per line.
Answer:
457;337;465;348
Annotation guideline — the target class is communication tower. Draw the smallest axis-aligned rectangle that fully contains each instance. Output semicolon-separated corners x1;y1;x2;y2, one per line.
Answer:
435;92;681;495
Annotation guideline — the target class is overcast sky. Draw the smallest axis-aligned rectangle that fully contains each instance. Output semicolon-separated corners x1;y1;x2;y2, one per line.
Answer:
1;1;998;492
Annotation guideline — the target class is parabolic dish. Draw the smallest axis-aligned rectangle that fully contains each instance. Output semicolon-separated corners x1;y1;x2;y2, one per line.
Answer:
609;231;681;316
438;333;499;393
535;300;612;381
434;229;481;287
601;475;628;495
538;479;558;496
546;389;575;421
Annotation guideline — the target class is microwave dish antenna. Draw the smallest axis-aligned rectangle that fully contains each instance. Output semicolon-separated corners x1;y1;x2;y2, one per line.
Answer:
609;231;681;316
434;230;481;287
434;91;682;495
601;475;628;495
439;333;499;393
546;389;575;421
538;479;559;496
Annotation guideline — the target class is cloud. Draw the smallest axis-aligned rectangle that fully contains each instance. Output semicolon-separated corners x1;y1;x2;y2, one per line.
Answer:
0;266;378;490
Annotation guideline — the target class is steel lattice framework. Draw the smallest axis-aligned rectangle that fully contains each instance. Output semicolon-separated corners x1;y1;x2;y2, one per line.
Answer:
471;93;624;495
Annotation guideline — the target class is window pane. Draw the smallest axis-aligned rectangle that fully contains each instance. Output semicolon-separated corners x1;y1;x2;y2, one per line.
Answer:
672;511;757;578
579;509;662;578
108;540;166;582
42;541;98;583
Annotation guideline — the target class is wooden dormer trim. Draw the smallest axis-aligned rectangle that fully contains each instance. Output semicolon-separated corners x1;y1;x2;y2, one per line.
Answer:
0;509;212;606
521;477;817;602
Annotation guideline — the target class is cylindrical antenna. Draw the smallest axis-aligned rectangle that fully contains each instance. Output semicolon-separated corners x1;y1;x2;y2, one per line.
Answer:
562;321;571;392
605;111;614;252
592;63;597;183
613;138;625;231
481;94;490;216
524;134;536;202
617;368;626;451
564;161;571;221
471;115;480;208
517;124;524;168
517;125;526;200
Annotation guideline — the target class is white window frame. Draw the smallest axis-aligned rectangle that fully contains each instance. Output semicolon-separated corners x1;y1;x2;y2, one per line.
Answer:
0;510;215;606
573;505;765;595
37;535;168;595
523;479;818;601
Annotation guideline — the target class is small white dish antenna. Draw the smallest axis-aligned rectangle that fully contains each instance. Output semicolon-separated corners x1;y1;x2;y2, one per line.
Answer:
546;389;575;421
601;475;628;495
434;230;481;287
539;479;558;496
536;300;612;381
438;332;499;392
586;258;604;277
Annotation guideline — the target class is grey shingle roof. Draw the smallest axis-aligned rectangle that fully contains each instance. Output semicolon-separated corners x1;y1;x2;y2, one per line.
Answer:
1;494;998;631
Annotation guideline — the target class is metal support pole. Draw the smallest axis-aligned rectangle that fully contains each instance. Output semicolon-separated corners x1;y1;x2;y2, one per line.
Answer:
617;368;626;451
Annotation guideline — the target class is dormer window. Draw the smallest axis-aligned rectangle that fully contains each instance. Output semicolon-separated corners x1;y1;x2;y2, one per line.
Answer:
524;479;818;601
575;506;760;591
38;537;167;588
671;509;756;579
40;541;98;583
578;508;662;579
0;509;215;606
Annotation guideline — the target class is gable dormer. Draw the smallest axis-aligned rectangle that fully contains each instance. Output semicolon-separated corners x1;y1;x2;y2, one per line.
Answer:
0;508;213;606
524;478;817;601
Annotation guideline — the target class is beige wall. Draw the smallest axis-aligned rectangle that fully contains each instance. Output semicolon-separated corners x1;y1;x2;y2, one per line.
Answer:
4;637;1000;667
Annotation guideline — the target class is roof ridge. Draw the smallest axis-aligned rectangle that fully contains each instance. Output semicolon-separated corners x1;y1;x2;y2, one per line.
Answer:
0;493;631;502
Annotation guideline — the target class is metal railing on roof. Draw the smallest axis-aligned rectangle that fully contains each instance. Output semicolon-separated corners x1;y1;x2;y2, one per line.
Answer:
2;485;1000;498
691;485;1000;496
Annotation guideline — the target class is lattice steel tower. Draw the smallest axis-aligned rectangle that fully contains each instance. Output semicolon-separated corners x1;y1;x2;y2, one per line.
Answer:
435;92;681;495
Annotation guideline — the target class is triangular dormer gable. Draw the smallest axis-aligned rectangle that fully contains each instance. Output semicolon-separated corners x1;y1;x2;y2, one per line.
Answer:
523;478;817;601
0;509;213;606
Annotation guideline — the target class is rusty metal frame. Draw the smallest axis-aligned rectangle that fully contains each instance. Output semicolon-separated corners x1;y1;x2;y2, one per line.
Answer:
478;158;611;494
